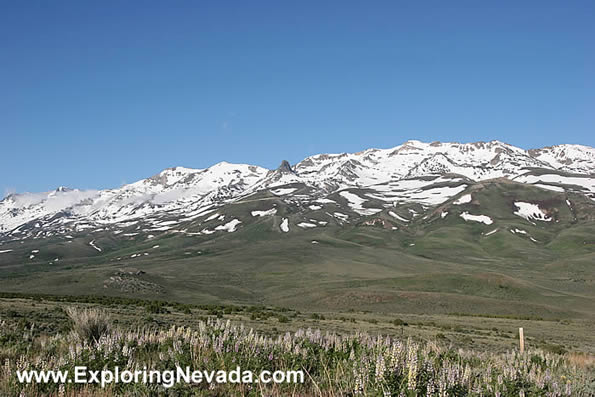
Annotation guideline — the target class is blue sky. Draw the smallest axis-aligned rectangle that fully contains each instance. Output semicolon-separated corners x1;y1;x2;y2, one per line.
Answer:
1;1;594;195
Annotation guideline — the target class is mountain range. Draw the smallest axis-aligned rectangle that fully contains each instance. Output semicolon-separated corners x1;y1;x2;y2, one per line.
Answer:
1;140;594;318
1;140;594;240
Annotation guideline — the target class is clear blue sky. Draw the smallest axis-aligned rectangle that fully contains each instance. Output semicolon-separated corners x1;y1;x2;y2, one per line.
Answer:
1;1;594;195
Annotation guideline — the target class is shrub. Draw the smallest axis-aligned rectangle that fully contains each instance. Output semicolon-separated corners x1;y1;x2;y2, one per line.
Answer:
146;301;168;314
277;315;290;323
65;307;111;344
5;310;17;318
542;343;567;355
180;305;192;315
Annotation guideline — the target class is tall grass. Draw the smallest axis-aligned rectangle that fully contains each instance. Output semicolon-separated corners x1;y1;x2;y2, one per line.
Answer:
1;317;593;396
65;307;111;345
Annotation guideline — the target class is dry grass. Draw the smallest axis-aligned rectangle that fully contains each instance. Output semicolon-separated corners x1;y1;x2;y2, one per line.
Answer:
567;352;595;369
65;307;111;344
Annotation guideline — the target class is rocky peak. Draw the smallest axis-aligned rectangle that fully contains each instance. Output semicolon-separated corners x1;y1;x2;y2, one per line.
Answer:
277;160;295;174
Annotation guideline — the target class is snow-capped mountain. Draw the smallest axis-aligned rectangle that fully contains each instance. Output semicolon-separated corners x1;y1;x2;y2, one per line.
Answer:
528;144;595;174
1;140;594;240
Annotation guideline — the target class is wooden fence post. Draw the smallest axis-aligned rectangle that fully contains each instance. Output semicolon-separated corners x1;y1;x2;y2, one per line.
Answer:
519;327;524;353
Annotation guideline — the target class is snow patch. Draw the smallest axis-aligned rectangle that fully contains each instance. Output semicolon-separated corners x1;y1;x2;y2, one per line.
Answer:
453;194;472;205
205;213;220;222
388;211;409;222
297;222;317;228
251;208;277;217
333;212;348;221
513;202;551;222
534;184;564;192
510;228;528;235
148;226;172;231
315;198;336;204
89;240;102;252
215;219;242;233
116;221;138;227
339;191;382;215
460;212;493;225
153;220;178;227
280;218;289;232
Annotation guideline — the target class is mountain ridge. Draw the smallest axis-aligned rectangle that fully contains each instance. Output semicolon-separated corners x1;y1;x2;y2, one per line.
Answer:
1;140;593;239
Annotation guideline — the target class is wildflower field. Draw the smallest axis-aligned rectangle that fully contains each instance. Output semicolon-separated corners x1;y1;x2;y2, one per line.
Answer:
1;303;593;396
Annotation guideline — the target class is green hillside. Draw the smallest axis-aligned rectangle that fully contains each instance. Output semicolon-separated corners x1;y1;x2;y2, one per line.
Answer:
1;180;593;323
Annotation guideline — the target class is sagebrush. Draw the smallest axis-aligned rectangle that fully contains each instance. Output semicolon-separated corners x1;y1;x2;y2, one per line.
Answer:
1;317;593;396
